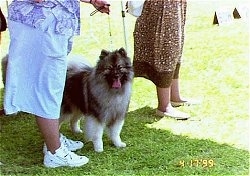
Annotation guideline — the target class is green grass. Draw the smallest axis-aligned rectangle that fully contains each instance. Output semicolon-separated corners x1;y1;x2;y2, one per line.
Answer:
0;0;249;175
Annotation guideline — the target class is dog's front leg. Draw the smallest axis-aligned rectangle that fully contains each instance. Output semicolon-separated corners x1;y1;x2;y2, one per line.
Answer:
85;117;104;152
108;118;126;148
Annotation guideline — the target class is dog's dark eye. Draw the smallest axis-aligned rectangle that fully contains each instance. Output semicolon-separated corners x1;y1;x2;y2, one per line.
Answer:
105;66;113;70
117;65;123;70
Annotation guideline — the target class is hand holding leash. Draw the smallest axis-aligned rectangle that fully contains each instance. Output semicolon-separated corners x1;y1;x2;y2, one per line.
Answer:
89;0;110;15
33;0;43;2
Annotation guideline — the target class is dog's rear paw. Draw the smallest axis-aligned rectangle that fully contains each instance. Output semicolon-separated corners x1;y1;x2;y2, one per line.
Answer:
93;140;104;152
115;141;126;148
94;147;104;152
94;145;104;152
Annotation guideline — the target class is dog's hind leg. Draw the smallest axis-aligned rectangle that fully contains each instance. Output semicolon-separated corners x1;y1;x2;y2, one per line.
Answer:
69;110;83;133
107;118;126;148
85;116;105;152
70;114;83;134
59;113;71;130
59;111;83;133
1;55;8;86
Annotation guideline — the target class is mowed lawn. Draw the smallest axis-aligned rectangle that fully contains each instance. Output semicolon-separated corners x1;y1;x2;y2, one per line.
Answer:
0;0;249;175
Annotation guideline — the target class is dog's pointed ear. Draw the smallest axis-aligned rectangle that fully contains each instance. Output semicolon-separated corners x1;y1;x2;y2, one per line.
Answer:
99;49;110;60
118;47;127;57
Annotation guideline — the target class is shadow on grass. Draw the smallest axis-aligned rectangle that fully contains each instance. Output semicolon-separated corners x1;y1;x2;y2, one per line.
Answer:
0;106;249;175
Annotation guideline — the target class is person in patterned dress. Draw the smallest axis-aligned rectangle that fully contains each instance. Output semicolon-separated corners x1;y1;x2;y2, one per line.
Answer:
133;0;193;120
4;0;109;167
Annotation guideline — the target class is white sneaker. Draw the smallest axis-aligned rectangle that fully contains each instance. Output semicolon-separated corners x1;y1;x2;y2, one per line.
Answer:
43;134;84;153
44;144;89;168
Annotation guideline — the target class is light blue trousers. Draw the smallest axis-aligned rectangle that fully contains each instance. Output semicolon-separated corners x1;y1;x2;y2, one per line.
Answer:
4;15;72;119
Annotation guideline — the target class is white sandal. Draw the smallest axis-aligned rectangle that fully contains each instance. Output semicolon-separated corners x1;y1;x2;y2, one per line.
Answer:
156;109;190;120
171;99;201;107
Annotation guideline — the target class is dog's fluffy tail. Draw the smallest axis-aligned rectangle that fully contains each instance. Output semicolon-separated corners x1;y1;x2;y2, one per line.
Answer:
1;55;8;86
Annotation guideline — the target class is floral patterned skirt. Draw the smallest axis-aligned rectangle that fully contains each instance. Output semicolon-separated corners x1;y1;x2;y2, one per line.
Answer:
133;0;187;88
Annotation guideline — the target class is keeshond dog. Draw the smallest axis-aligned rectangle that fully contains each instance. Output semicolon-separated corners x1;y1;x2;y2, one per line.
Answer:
60;48;134;152
1;48;134;152
1;55;7;86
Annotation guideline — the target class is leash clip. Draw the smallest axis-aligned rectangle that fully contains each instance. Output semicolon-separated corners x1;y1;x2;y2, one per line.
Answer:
90;4;110;16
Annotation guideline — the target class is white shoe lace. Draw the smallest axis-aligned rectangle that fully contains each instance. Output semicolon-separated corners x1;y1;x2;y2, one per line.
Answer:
43;134;83;154
60;134;83;150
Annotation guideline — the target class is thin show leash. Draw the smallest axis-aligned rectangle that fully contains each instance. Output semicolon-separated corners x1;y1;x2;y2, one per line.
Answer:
90;4;113;50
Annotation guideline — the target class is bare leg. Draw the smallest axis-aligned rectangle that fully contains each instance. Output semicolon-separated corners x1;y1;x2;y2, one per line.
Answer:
171;78;200;107
170;78;183;102
156;86;190;119
156;87;172;112
36;116;60;154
